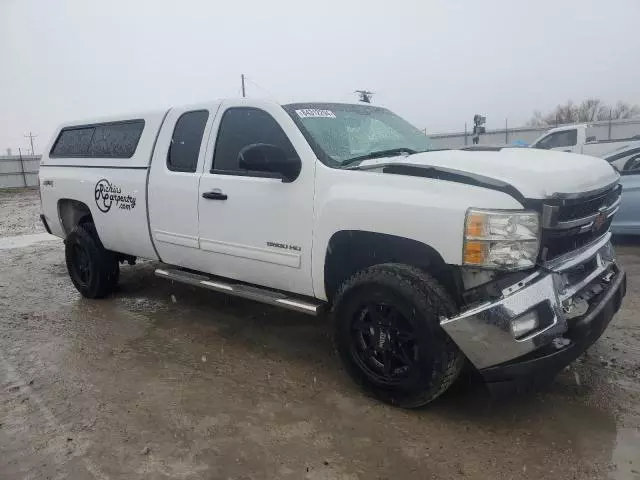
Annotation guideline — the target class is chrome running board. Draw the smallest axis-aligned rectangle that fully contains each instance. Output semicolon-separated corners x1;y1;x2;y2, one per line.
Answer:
154;267;325;316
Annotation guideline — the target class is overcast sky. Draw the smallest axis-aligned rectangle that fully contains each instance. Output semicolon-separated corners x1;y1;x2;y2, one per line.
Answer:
1;0;639;154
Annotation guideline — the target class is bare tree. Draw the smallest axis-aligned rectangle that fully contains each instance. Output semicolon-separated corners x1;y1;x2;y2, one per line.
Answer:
610;101;640;120
577;98;604;122
530;99;640;126
527;110;548;127
543;100;578;125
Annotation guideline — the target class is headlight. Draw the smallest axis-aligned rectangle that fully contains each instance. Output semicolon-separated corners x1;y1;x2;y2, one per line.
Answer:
463;209;540;270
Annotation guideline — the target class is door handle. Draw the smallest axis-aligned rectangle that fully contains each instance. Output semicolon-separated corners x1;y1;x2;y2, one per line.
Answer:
202;190;228;200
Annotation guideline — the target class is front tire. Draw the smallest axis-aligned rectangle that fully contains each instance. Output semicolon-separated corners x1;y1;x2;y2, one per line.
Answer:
65;222;119;299
333;264;464;408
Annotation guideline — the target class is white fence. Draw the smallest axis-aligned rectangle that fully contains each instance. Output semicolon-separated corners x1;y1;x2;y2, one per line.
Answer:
428;117;640;149
0;155;41;188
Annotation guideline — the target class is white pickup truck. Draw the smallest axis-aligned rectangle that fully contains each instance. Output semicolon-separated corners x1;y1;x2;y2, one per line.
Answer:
39;99;626;407
531;124;640;160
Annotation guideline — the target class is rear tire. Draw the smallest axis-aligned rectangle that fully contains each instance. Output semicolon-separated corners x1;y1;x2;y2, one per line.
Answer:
65;222;119;299
333;263;464;408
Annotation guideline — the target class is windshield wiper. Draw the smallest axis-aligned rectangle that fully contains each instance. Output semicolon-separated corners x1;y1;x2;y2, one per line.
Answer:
341;148;418;167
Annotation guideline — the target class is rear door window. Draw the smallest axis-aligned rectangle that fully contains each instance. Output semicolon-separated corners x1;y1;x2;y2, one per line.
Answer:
167;110;210;172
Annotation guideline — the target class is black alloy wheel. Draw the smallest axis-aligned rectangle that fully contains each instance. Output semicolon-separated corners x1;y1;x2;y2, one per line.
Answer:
350;302;419;386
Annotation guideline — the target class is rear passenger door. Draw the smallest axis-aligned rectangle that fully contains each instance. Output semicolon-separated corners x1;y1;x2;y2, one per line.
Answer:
196;100;316;297
148;103;219;265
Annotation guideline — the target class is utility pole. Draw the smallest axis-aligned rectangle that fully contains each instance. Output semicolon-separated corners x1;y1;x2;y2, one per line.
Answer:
18;148;27;187
241;74;246;98
24;132;37;155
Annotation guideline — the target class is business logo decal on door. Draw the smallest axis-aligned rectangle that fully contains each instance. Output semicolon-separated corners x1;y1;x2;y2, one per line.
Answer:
94;179;137;213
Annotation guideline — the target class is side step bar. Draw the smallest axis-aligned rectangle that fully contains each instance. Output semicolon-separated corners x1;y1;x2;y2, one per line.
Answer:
155;267;325;316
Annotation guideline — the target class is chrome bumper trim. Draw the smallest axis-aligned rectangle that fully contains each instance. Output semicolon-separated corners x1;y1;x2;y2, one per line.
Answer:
441;239;618;369
544;231;610;272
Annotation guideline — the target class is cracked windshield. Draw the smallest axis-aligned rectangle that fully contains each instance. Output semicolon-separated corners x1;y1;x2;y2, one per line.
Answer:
286;104;431;165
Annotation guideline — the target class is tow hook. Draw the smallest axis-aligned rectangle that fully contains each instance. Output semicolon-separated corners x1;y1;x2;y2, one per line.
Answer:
602;271;615;283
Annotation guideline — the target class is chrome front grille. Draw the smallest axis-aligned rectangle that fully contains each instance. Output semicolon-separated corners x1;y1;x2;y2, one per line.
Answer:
556;187;621;222
540;184;621;261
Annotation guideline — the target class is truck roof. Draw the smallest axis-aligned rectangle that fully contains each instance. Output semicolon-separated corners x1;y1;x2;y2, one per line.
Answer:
57;99;379;130
55;99;393;134
55;108;169;132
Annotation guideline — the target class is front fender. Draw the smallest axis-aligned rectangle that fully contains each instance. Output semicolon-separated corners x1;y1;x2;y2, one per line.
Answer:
311;165;523;300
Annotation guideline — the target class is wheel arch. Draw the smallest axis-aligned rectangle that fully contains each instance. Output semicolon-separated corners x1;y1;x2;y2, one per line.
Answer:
323;230;462;304
57;198;94;236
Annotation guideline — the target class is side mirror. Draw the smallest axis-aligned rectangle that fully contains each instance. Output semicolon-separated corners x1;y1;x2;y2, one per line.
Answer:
238;143;301;182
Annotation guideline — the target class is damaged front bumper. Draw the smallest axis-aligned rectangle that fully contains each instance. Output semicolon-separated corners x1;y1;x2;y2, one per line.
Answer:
441;232;626;385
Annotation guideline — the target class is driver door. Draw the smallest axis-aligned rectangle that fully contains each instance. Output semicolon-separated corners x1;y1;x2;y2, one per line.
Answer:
196;101;316;296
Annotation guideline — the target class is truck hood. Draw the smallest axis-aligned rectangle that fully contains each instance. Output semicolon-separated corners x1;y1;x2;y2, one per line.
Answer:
358;148;619;200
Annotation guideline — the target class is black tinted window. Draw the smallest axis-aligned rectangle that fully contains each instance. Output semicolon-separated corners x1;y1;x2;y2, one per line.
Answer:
538;130;577;149
167;110;209;172
623;155;640;173
212;108;295;173
51;128;94;156
50;120;145;158
90;122;145;157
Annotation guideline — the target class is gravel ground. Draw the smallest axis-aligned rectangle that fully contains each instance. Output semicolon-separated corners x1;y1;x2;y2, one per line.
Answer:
0;188;639;480
0;187;43;236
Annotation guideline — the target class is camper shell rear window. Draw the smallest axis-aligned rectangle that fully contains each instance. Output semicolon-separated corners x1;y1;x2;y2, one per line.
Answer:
50;120;145;158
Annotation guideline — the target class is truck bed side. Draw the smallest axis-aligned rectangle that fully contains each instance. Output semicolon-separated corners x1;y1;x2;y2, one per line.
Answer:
39;110;168;260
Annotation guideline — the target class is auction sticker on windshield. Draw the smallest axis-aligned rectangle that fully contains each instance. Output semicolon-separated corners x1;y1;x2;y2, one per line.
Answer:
295;109;336;119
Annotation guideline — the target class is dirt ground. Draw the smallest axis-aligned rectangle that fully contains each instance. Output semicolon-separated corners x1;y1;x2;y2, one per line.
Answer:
0;188;43;236
0;188;639;480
